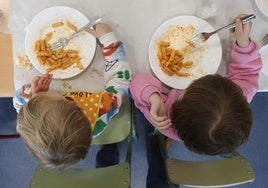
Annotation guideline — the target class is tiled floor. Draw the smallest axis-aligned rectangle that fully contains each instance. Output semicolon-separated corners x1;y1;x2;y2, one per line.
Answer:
1;92;268;188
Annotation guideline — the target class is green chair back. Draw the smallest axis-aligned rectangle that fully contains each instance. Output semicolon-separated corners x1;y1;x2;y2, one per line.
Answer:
159;134;255;187
92;98;131;145
30;163;130;188
166;156;255;187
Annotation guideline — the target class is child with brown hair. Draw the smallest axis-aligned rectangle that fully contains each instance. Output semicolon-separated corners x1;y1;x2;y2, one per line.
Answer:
14;23;131;170
130;14;262;187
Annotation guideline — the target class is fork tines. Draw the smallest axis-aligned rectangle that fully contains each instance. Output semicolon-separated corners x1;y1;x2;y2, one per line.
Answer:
188;33;205;47
50;42;62;51
261;34;268;47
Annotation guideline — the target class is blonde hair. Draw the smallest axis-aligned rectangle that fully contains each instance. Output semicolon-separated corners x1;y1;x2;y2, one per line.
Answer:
17;93;92;170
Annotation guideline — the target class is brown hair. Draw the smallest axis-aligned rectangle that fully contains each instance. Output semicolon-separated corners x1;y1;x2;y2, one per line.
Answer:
171;74;252;155
17;93;92;170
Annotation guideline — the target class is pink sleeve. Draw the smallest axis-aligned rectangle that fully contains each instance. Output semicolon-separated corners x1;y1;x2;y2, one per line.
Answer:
130;73;182;141
130;73;164;109
227;41;262;103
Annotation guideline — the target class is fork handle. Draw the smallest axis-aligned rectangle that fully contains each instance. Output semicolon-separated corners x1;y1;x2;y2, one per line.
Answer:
213;14;256;34
68;17;102;39
78;17;102;33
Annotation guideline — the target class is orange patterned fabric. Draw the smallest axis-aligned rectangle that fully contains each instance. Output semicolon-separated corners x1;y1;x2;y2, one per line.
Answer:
64;92;103;131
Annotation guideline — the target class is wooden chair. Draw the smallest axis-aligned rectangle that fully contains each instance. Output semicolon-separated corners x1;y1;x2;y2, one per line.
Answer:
29;99;133;188
159;134;255;187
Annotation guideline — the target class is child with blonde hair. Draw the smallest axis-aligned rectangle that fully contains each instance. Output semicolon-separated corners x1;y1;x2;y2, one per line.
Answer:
14;23;131;170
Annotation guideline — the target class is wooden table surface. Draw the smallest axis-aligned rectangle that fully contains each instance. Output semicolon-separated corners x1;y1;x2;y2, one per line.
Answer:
0;33;15;97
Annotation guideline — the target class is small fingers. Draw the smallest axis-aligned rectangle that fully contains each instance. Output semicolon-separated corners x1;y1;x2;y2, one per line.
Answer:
150;115;172;130
150;113;167;122
234;18;243;35
242;20;252;33
235;14;252;33
85;23;102;37
32;76;41;83
235;14;248;19
156;119;172;130
85;23;112;39
39;74;53;85
85;27;97;35
32;76;41;88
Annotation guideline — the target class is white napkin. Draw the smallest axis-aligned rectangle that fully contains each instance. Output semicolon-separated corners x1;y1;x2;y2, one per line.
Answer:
260;45;268;76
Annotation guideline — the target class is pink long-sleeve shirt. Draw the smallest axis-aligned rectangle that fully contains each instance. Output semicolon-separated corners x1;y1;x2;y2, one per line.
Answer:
130;41;262;141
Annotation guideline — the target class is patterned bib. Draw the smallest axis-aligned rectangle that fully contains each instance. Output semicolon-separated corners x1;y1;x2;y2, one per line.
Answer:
64;91;103;131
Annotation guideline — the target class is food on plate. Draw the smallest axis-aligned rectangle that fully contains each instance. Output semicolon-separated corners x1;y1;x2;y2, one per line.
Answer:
67;21;77;31
157;41;193;77
34;22;84;73
155;24;207;77
25;6;96;79
52;22;64;27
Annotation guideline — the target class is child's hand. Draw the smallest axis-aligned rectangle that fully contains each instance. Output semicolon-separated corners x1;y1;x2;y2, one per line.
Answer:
232;14;252;48
31;74;53;96
21;74;53;99
85;23;113;39
149;93;172;130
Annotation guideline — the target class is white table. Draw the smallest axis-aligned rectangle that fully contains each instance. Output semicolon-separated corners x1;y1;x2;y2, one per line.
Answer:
9;0;268;92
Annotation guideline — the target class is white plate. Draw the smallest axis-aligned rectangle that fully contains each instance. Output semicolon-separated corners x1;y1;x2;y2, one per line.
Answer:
149;15;222;89
255;0;268;18
25;6;96;79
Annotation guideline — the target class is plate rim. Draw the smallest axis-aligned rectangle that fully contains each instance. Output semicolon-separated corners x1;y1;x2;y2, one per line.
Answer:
148;15;222;89
255;0;268;18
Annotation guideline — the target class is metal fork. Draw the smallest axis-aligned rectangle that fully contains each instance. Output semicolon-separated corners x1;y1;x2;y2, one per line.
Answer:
50;16;102;51
188;14;256;47
261;34;268;47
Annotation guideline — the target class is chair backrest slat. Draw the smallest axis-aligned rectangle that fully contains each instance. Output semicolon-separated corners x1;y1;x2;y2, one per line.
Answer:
166;155;255;187
30;163;130;188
